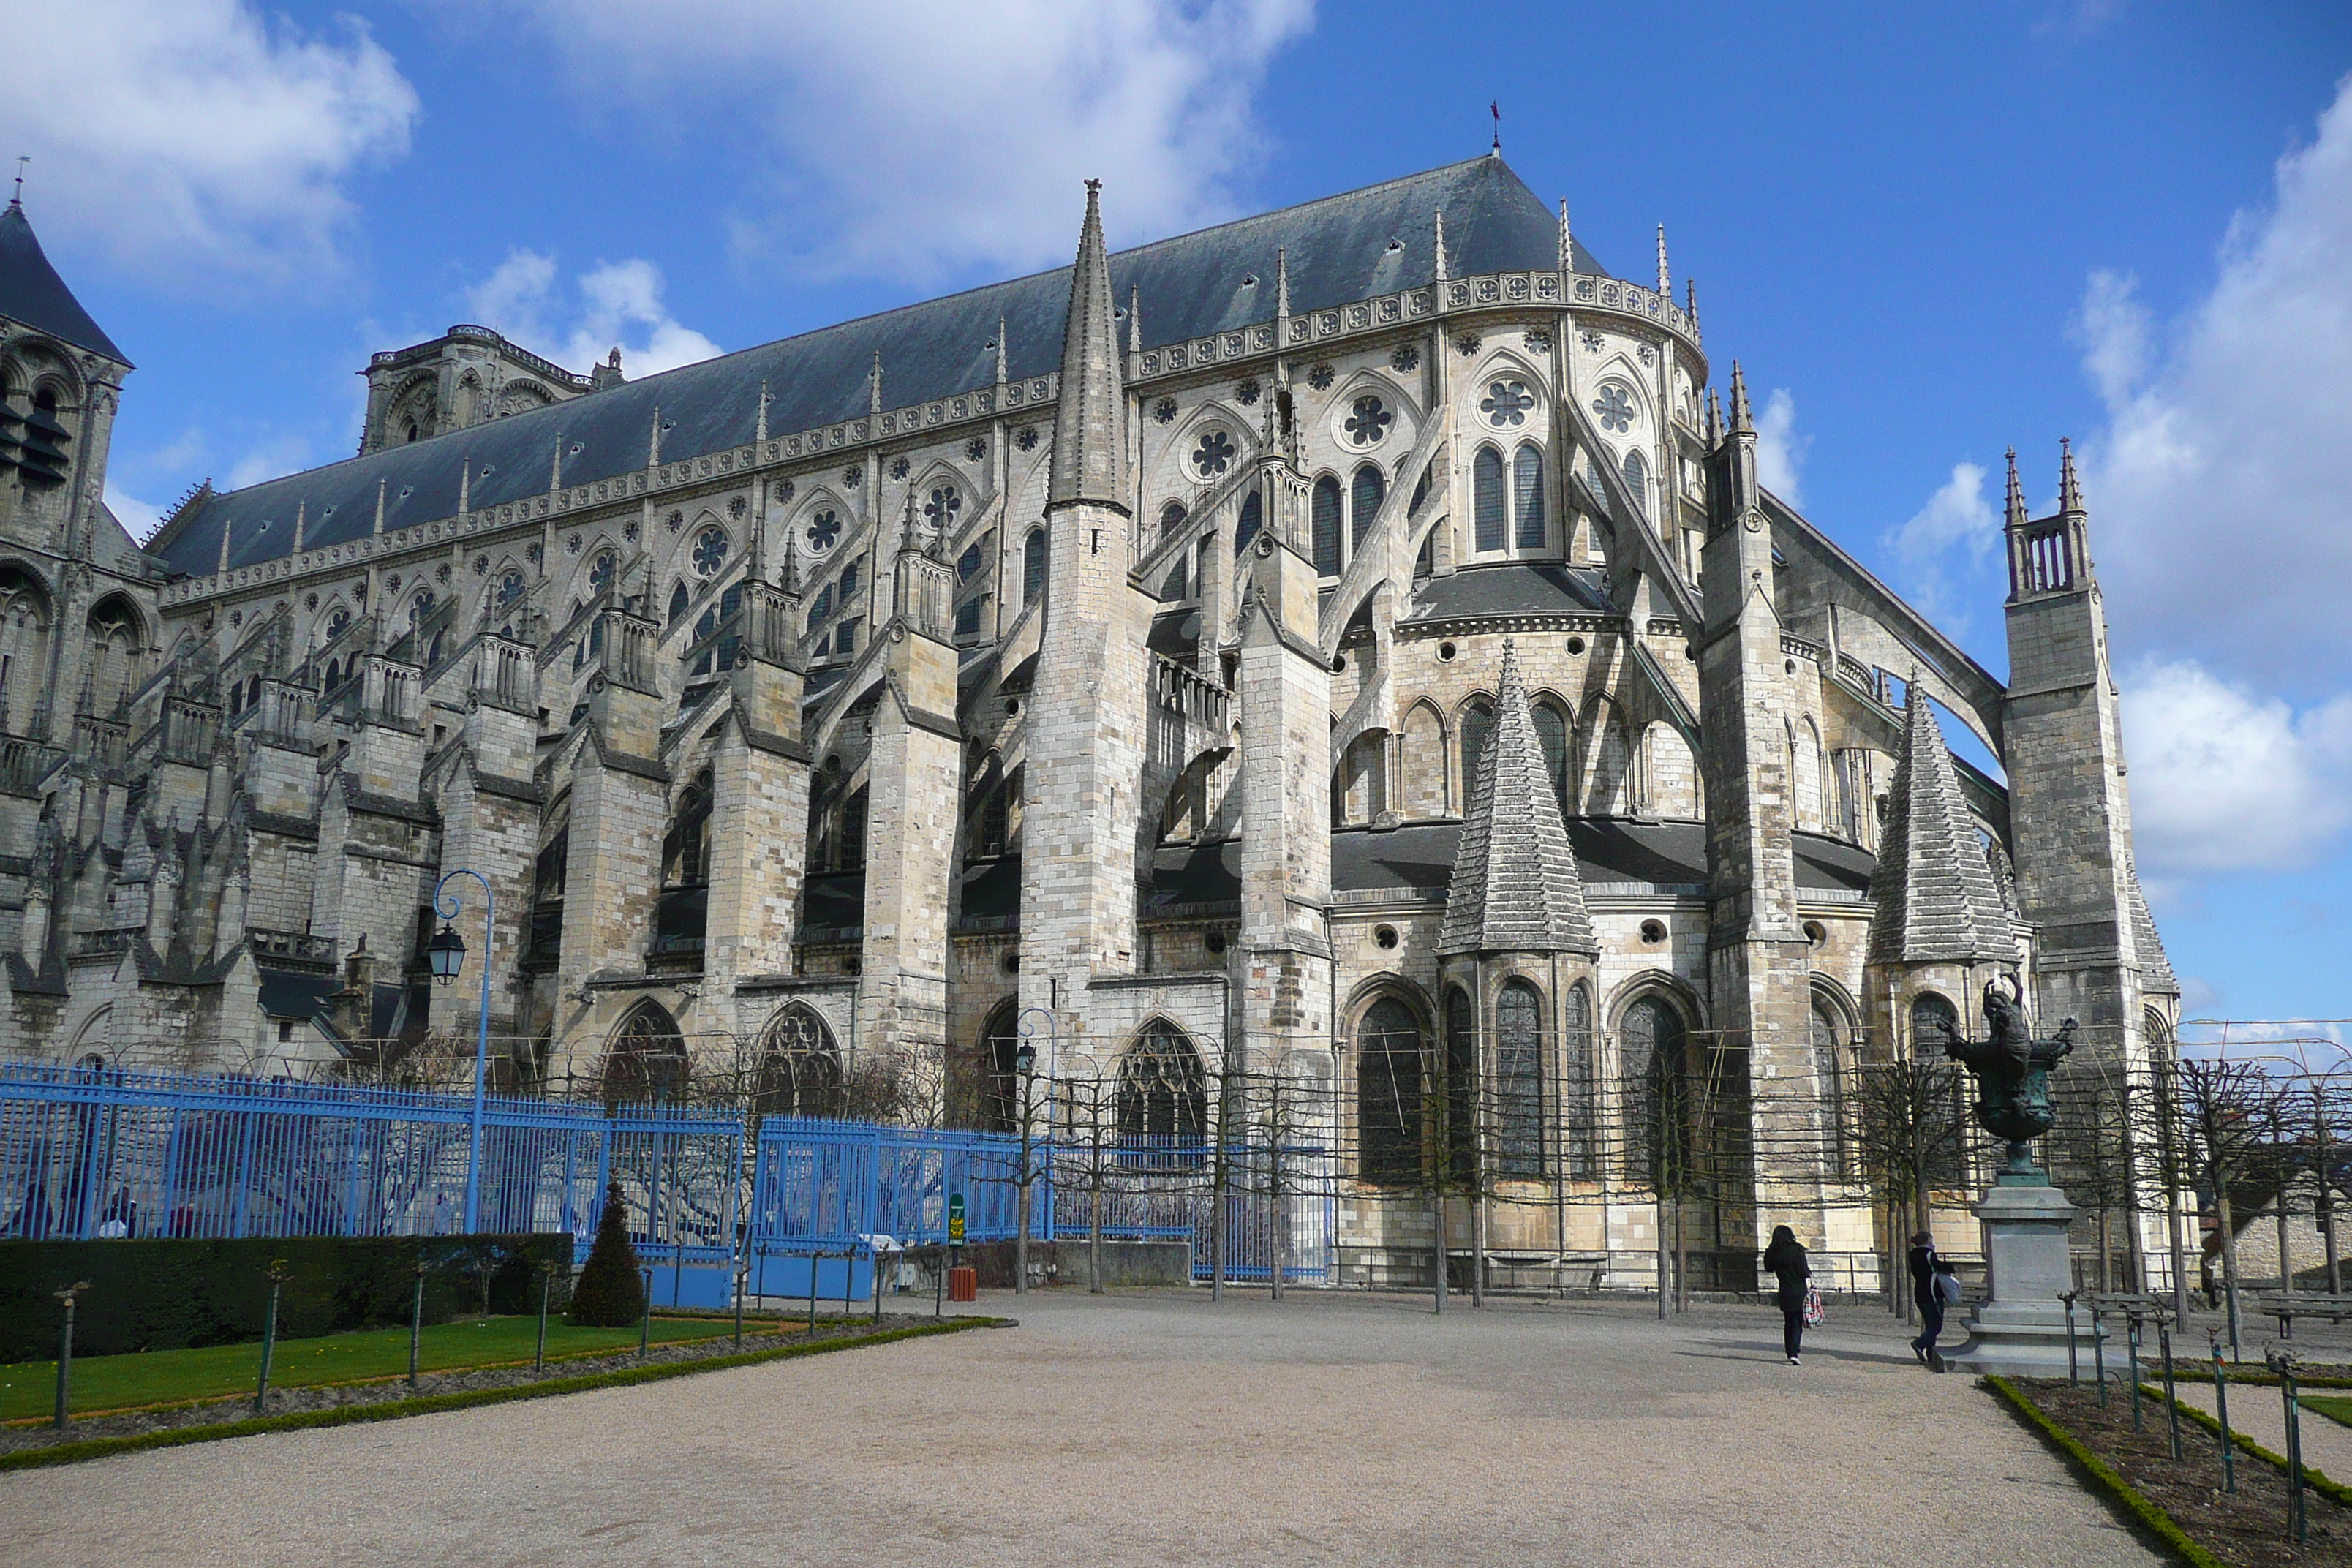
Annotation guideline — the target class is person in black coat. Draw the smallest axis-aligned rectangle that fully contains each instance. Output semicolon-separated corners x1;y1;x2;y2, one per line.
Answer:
1907;1230;1942;1364
1764;1225;1811;1365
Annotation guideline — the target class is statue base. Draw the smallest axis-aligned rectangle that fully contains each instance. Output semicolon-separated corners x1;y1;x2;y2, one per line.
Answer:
1937;1177;2089;1379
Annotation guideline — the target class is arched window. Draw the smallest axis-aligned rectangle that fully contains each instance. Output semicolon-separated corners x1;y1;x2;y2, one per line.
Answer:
977;1001;1022;1132
1459;698;1495;804
86;594;143;715
667;581;689;627
755;1006;842;1121
1563;981;1595;1176
1472;447;1506;552
1533;701;1572;818
1910;992;1956;1049
1513;445;1547;549
662;772;713;888
1311;475;1343;576
1351;464;1385;549
1023;529;1047;603
1495;980;1545;1177
1117;1022;1207;1142
1234;489;1262;554
957;542;984;581
838;787;868;870
1444;986;1477;1184
1813;999;1850;1177
1158;500;1188;546
1621;449;1650;519
1358;997;1425;1183
1620;995;1691;1189
0;566;52;736
603;1001;688;1110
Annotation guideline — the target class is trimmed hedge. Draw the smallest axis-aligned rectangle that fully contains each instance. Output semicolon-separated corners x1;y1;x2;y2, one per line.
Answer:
0;1316;1006;1471
565;1180;643;1328
1983;1376;2225;1568
0;1235;573;1362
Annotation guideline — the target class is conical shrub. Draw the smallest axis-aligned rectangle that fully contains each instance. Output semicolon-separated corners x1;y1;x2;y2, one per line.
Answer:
565;1180;645;1327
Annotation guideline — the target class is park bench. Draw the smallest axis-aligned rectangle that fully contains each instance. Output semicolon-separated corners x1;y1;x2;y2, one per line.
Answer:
2252;1292;2352;1340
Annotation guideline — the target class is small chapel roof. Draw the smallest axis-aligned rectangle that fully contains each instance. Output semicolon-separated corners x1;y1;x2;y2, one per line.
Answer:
151;157;1593;578
1865;685;2013;966
0;200;129;365
1439;641;1597;955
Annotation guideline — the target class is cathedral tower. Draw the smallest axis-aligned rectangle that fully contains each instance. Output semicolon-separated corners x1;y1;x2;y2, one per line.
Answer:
1018;182;1150;1068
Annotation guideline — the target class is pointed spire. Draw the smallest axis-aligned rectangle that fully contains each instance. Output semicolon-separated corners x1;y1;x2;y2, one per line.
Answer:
216;513;232;574
1558;199;1572;274
870;351;883;415
457;457;470;516
290;500;305;556
1433;207;1448;283
995;317;1009;387
755;380;769;445
1705;388;1722;444
1684;277;1699;332
649;404;663;467
1274;246;1290;320
779;529;800;595
2059;435;2083;515
1441;641;1597;956
373;478;387;537
1727;362;1752;434
1656;224;1670;295
549;434;563;495
1126;283;1141;356
1047;178;1128;510
2004;447;2026;529
1865;679;2013;968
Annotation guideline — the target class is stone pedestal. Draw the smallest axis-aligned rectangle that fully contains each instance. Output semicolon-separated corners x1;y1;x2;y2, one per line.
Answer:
1939;1179;2089;1378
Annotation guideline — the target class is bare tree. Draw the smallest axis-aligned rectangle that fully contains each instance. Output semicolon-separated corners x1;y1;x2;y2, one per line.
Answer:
1849;1054;1969;1325
2171;1055;2288;1357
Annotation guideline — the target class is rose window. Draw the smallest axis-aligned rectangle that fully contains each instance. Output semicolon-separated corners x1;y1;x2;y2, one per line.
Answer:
1308;363;1335;391
1592;385;1635;433
1191;429;1235;479
324;608;350;642
1481;380;1534;429
691;527;731;577
409;590;436;628
805;509;841;554
587;552;616;596
924;486;962;530
1343;396;1392;448
496;571;525;610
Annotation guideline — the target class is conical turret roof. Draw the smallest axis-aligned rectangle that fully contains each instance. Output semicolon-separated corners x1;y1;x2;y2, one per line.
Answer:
1867;685;2013;965
0;200;127;364
1440;642;1597;955
1048;181;1126;510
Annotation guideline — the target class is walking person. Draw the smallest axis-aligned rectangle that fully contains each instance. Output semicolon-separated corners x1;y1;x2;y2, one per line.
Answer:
1764;1225;1812;1365
1907;1229;1940;1365
1927;1259;1962;1371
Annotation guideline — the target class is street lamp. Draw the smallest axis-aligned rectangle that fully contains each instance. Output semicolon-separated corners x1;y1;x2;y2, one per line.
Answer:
429;869;497;1235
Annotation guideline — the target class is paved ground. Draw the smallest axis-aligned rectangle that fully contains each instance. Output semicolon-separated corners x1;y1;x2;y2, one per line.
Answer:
0;1288;2161;1568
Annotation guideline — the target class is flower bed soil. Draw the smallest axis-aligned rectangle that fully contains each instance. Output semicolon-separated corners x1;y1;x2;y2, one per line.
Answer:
2009;1376;2352;1566
0;1312;943;1458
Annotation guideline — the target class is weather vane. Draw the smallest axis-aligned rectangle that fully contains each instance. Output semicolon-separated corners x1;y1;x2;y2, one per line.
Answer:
10;157;26;205
1490;102;1501;154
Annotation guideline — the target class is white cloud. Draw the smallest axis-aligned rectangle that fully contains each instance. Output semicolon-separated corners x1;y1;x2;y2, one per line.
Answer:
0;1;419;284
1884;462;2001;630
1753;388;1807;508
494;0;1316;280
2076;73;2352;690
105;485;166;545
226;434;317;493
2119;657;2352;878
464;249;721;378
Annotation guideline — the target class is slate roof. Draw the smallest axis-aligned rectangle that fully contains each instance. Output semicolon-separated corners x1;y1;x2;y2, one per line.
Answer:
1401;562;1613;625
1440;643;1595;954
0;200;128;364
1866;687;2013;965
151;156;1598;579
1049;181;1125;509
1332;819;1873;898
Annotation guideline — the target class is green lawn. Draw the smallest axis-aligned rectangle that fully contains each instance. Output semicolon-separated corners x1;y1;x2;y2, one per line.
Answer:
2302;1395;2352;1429
0;1315;777;1420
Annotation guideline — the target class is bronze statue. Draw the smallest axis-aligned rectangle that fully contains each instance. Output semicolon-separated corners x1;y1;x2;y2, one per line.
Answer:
1928;975;2076;1183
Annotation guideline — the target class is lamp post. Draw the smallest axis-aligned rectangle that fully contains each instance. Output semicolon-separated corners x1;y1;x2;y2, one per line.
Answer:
1012;1006;1055;1297
427;869;497;1235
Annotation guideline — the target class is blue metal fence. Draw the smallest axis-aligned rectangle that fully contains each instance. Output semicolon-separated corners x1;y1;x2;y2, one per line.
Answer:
1;1064;1333;1299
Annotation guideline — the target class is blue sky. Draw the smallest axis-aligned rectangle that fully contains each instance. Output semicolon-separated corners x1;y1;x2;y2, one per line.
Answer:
9;1;2351;1025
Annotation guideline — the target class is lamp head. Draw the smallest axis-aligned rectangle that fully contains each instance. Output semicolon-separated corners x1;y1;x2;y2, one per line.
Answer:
426;921;466;986
1014;1041;1037;1073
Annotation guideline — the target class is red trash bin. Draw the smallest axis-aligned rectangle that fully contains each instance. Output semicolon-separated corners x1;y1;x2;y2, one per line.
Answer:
948;1266;978;1303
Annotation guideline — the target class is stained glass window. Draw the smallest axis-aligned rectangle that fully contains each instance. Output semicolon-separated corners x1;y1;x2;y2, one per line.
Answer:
1344;395;1392;448
1358;998;1423;1183
1621;449;1649;518
1514;444;1547;549
587;552;615;597
1351;464;1385;549
1496;981;1545;1177
1481;380;1534;428
1472;447;1506;551
804;509;840;554
1023;529;1047;603
1311;475;1343;576
1593;384;1634;433
692;527;730;576
1191;429;1235;479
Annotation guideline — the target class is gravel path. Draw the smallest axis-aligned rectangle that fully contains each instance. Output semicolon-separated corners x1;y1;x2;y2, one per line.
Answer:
0;1289;2160;1567
2173;1378;2352;1478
